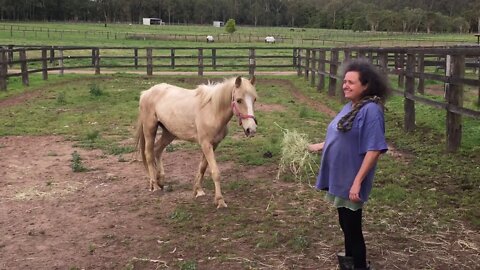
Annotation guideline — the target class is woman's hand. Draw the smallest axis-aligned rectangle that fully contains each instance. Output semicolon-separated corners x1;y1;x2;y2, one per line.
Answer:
307;142;325;152
349;182;362;202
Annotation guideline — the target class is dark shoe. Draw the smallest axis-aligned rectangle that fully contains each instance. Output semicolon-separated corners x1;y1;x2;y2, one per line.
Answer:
354;261;373;270
337;252;354;270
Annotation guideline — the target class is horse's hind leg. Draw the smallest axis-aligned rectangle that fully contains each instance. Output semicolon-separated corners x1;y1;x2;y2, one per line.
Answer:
143;120;160;191
154;129;175;189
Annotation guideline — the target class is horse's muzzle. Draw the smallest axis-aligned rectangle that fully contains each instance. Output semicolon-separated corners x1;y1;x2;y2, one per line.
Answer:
244;127;256;137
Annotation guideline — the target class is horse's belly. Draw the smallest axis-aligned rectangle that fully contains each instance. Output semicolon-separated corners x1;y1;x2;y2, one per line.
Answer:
156;108;197;141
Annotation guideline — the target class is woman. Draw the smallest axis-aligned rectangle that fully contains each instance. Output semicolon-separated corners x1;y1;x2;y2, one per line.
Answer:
308;58;390;270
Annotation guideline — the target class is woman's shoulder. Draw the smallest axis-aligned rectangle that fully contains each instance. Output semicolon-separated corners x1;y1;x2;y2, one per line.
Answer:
362;102;383;114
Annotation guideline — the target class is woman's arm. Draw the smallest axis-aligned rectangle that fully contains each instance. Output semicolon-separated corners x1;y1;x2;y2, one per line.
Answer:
307;142;325;152
349;150;381;202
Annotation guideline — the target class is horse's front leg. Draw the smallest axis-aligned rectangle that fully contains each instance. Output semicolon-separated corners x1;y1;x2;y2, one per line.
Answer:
193;155;208;198
200;142;227;208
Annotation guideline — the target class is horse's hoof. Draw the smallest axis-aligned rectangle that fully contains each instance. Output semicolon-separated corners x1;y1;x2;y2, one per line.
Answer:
216;200;227;209
195;190;206;198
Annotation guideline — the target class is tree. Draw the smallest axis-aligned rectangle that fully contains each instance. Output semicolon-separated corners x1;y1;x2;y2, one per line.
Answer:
225;18;236;34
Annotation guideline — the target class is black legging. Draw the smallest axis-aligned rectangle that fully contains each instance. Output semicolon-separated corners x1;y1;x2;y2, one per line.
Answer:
338;207;367;268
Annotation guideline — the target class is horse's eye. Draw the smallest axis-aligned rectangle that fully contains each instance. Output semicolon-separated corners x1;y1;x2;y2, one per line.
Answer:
236;99;242;104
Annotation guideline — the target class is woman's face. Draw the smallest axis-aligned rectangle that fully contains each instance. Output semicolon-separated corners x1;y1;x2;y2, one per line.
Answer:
343;71;367;104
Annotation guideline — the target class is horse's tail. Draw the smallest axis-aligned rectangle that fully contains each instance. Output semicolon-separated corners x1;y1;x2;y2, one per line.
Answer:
134;113;148;171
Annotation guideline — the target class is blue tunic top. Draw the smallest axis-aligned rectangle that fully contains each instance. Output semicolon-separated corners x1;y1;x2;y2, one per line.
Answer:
316;102;388;202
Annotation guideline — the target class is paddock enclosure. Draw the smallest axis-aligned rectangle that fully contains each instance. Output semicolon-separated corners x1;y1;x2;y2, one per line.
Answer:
1;68;480;270
1;45;479;151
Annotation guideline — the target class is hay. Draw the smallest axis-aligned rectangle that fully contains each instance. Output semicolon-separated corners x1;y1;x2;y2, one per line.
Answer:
276;125;319;184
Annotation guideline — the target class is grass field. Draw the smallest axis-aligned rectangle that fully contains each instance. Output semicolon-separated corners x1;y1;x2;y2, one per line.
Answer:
1;22;479;47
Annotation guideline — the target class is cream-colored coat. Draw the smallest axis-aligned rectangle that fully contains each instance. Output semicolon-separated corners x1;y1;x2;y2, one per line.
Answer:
135;76;257;208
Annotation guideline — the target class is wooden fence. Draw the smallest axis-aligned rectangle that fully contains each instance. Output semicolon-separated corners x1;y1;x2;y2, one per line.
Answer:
2;24;475;47
0;45;479;152
296;46;480;152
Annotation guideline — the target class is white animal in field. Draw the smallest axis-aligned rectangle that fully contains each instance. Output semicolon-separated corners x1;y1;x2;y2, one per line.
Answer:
206;35;214;43
265;36;275;43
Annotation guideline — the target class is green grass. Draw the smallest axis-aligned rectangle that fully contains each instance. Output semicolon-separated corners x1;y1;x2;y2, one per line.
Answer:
1;22;478;48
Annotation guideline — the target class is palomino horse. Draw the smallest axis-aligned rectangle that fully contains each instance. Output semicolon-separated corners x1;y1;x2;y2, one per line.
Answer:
135;76;257;208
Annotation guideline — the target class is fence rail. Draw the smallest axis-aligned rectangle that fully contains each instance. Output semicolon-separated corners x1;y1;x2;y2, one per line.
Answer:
0;45;479;152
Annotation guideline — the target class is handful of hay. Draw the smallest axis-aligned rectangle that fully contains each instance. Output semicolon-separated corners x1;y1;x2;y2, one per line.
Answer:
276;126;319;184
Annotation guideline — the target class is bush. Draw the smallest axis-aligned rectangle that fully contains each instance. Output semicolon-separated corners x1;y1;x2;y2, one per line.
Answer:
225;19;236;34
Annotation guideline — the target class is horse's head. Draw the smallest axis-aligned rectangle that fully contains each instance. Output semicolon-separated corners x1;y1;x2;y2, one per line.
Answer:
231;76;258;137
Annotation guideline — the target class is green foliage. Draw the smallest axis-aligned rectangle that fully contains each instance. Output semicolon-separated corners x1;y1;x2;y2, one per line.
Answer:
179;260;197;270
225;19;236;34
89;83;104;96
170;208;192;223
86;130;100;142
56;92;67;105
71;151;87;172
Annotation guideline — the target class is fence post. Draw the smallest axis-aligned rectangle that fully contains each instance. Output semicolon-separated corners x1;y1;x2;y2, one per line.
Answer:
50;46;55;65
41;48;48;80
416;53;425;94
378;51;388;73
297;48;303;76
0;49;7;91
317;50;325;91
19;49;29;86
304;49;310;80
404;53;416;133
91;48;96;65
446;54;465;152
328;49;339;97
170;49;175;69
58;49;64;76
7;44;13;67
134;48;138;69
397;53;405;88
293;48;297;68
212;48;217;70
344;49;351;62
249;48;256;77
198;48;203;76
310;49;316;87
146;48;153;76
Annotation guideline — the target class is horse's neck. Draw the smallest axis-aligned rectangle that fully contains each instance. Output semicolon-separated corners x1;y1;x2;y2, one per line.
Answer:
211;81;234;123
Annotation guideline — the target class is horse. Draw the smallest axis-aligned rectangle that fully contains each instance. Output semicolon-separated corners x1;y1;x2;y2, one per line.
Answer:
135;76;258;208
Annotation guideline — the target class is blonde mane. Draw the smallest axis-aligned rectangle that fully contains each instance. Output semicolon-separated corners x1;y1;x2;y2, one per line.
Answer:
195;78;234;113
195;77;257;115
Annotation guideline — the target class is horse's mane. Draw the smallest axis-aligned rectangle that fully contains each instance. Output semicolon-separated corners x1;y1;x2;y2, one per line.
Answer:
195;78;234;112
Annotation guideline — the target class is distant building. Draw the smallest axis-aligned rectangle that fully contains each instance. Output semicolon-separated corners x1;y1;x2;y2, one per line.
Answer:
143;18;164;25
213;21;224;27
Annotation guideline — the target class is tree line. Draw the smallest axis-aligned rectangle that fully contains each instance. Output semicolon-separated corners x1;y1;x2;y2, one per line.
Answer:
0;0;479;33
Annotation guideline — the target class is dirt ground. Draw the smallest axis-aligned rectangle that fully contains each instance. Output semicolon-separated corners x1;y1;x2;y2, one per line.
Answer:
0;135;281;269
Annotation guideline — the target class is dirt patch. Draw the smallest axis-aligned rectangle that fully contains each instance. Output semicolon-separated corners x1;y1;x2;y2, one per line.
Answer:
0;135;280;269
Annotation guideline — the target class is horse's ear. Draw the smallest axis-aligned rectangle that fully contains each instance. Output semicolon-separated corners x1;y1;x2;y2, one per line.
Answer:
235;76;242;88
250;76;256;86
